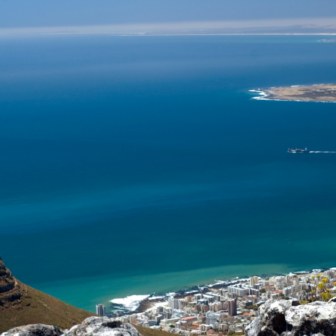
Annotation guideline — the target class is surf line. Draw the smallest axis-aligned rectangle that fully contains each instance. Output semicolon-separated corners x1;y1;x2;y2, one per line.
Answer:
309;151;336;153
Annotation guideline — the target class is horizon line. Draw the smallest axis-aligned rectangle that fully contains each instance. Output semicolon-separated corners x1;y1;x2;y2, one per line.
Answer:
1;18;336;37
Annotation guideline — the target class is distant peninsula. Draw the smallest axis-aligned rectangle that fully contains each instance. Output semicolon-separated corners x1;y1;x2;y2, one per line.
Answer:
251;84;336;102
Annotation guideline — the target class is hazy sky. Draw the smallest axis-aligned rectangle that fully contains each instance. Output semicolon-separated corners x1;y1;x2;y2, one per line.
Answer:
1;0;336;28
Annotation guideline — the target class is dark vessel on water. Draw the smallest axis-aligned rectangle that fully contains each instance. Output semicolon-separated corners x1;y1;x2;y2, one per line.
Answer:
288;148;309;153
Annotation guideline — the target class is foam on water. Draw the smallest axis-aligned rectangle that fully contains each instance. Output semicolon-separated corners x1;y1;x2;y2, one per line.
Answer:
110;295;150;312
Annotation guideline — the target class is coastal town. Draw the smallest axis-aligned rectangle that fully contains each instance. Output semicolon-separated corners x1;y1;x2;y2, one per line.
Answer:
96;267;336;336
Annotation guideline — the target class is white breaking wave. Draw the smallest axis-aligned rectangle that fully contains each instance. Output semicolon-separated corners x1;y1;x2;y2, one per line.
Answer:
110;295;150;312
309;151;336;153
148;296;165;301
249;89;269;100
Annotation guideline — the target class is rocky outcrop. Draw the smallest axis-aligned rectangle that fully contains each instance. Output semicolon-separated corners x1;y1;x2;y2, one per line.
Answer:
65;317;140;336
1;317;141;336
1;324;63;336
0;257;15;292
245;299;336;336
0;256;21;306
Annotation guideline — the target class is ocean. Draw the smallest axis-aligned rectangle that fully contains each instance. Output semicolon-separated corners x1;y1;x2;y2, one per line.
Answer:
1;35;336;312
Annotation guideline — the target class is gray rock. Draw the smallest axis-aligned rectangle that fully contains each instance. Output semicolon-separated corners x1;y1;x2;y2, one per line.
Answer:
246;300;293;336
65;317;140;336
245;299;336;336
245;317;260;336
1;318;141;336
121;323;140;336
1;324;62;336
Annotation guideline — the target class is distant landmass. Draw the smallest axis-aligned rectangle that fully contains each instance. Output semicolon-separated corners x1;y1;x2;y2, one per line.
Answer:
252;84;336;102
2;18;336;37
0;256;94;333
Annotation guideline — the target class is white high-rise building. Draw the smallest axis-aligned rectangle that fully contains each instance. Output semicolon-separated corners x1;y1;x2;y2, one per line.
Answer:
96;304;106;316
282;286;293;297
250;276;258;286
168;297;179;309
228;284;259;297
228;284;249;296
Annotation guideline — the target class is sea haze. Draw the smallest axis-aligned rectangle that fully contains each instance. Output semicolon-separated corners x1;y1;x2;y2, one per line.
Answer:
1;36;336;311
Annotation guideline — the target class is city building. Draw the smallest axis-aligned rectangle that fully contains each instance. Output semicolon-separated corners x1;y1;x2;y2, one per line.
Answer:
102;266;336;336
96;304;105;316
168;297;179;309
206;311;223;327
228;299;237;316
178;300;186;310
250;276;258;287
282;286;293;297
181;316;197;326
228;284;259;297
199;324;212;331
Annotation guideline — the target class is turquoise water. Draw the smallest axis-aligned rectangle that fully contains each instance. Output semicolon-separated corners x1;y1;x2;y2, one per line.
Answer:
1;36;336;311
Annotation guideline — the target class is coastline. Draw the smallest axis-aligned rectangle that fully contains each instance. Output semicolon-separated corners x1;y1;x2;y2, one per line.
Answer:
249;89;269;101
36;263;295;313
37;258;336;314
249;84;336;103
107;263;332;316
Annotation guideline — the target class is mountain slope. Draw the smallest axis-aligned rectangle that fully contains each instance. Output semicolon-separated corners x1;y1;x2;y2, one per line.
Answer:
134;325;177;336
0;256;95;333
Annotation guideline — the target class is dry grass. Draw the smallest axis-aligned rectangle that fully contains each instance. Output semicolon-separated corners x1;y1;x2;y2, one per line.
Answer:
0;279;95;333
134;325;176;336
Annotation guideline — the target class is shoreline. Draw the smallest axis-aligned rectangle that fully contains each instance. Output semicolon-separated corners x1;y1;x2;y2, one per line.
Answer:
249;84;336;103
36;263;295;313
104;266;336;335
107;265;329;316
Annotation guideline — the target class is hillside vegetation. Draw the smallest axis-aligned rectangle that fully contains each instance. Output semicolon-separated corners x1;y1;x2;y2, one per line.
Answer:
0;256;170;336
134;325;177;336
0;257;95;333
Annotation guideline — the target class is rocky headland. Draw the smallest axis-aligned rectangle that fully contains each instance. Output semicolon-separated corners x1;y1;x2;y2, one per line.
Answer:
252;84;336;102
0;256;21;305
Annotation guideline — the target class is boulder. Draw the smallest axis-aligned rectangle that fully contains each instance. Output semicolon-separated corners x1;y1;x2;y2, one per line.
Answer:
245;300;293;336
1;318;141;336
1;324;62;336
65;317;140;336
245;299;336;336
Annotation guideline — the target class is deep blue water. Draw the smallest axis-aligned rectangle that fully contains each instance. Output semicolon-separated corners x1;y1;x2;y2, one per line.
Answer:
1;36;336;311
